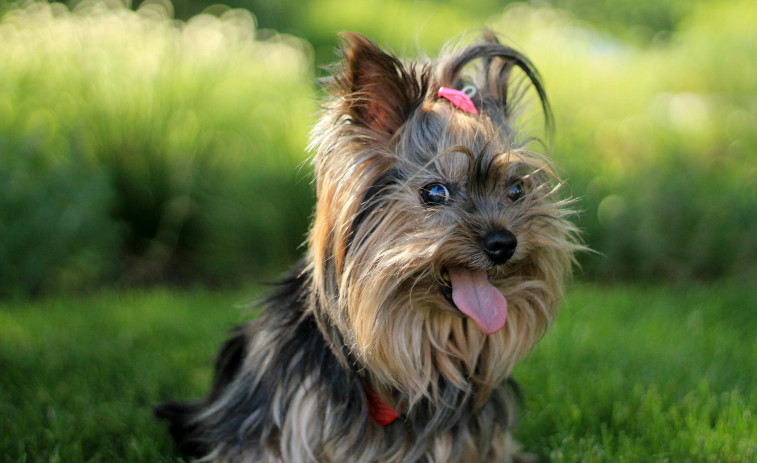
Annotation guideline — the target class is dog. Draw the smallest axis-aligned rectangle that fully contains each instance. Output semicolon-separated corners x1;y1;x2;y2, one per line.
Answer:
156;30;580;462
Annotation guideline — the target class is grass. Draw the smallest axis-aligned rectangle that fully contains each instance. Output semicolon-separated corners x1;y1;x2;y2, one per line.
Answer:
514;283;757;461
0;288;253;462
1;282;755;462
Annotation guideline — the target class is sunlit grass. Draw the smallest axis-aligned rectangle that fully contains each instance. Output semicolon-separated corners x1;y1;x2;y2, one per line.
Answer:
1;283;754;461
515;281;757;461
0;287;252;462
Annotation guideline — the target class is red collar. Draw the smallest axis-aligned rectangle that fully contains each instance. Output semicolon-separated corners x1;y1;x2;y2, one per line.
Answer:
365;383;402;426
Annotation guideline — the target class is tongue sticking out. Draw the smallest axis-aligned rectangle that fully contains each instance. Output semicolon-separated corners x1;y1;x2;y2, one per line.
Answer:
448;267;508;334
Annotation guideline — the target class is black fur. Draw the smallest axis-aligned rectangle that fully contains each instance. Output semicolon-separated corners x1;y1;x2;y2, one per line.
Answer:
156;262;370;457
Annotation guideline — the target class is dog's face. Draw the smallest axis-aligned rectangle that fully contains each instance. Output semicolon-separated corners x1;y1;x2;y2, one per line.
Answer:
308;33;578;402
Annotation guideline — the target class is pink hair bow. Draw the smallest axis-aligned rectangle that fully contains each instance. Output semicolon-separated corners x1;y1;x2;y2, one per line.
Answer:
437;87;478;115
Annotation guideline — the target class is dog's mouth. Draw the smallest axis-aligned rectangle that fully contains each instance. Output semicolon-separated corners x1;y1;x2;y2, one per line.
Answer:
439;267;508;335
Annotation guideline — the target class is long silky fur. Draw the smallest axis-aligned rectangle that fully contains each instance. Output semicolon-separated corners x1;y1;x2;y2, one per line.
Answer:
157;30;581;462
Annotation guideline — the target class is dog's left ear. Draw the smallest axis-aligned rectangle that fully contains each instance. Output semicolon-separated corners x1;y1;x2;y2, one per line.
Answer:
336;32;424;139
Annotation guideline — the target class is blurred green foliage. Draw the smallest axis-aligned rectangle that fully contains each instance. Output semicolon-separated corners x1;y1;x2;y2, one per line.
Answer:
127;0;710;67
0;1;314;295
499;2;757;280
0;0;754;296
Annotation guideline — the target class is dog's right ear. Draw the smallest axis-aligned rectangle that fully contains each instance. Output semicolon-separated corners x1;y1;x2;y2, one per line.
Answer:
332;32;425;140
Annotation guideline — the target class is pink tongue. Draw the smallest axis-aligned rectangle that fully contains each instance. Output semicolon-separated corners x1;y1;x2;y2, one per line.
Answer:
448;267;508;334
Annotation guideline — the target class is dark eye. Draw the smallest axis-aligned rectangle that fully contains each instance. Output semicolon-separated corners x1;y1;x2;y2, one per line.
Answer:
420;183;451;206
507;183;524;202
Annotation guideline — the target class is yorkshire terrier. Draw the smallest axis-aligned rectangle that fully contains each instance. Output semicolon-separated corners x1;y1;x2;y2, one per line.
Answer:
157;30;580;462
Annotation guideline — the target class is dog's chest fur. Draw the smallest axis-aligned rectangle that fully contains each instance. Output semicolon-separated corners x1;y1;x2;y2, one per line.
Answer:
174;263;521;463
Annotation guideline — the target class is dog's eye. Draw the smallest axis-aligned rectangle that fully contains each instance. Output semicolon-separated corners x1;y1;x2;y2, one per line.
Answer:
507;183;524;202
420;183;451;206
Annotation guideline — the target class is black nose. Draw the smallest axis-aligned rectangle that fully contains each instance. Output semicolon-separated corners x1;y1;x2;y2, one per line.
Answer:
481;230;517;265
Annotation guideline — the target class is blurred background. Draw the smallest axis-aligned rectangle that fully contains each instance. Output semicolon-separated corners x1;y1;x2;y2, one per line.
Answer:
0;0;754;298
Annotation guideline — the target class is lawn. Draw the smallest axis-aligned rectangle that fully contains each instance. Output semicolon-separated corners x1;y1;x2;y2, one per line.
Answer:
1;282;755;462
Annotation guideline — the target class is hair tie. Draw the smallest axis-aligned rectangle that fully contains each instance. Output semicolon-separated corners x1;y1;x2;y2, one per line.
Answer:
438;87;478;114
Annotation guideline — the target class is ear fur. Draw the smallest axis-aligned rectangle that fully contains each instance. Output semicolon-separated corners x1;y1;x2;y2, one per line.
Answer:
333;32;426;139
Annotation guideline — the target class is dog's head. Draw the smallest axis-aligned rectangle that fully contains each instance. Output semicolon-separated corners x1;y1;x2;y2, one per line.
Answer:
308;32;580;403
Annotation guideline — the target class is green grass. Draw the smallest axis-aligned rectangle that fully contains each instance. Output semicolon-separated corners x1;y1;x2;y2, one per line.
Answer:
514;283;757;461
0;288;253;462
1;282;755;462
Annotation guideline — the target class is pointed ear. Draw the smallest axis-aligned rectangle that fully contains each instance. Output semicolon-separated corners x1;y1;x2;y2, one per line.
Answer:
335;32;424;138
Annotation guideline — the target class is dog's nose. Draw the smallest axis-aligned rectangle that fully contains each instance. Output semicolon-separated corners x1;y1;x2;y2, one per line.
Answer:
481;230;517;265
